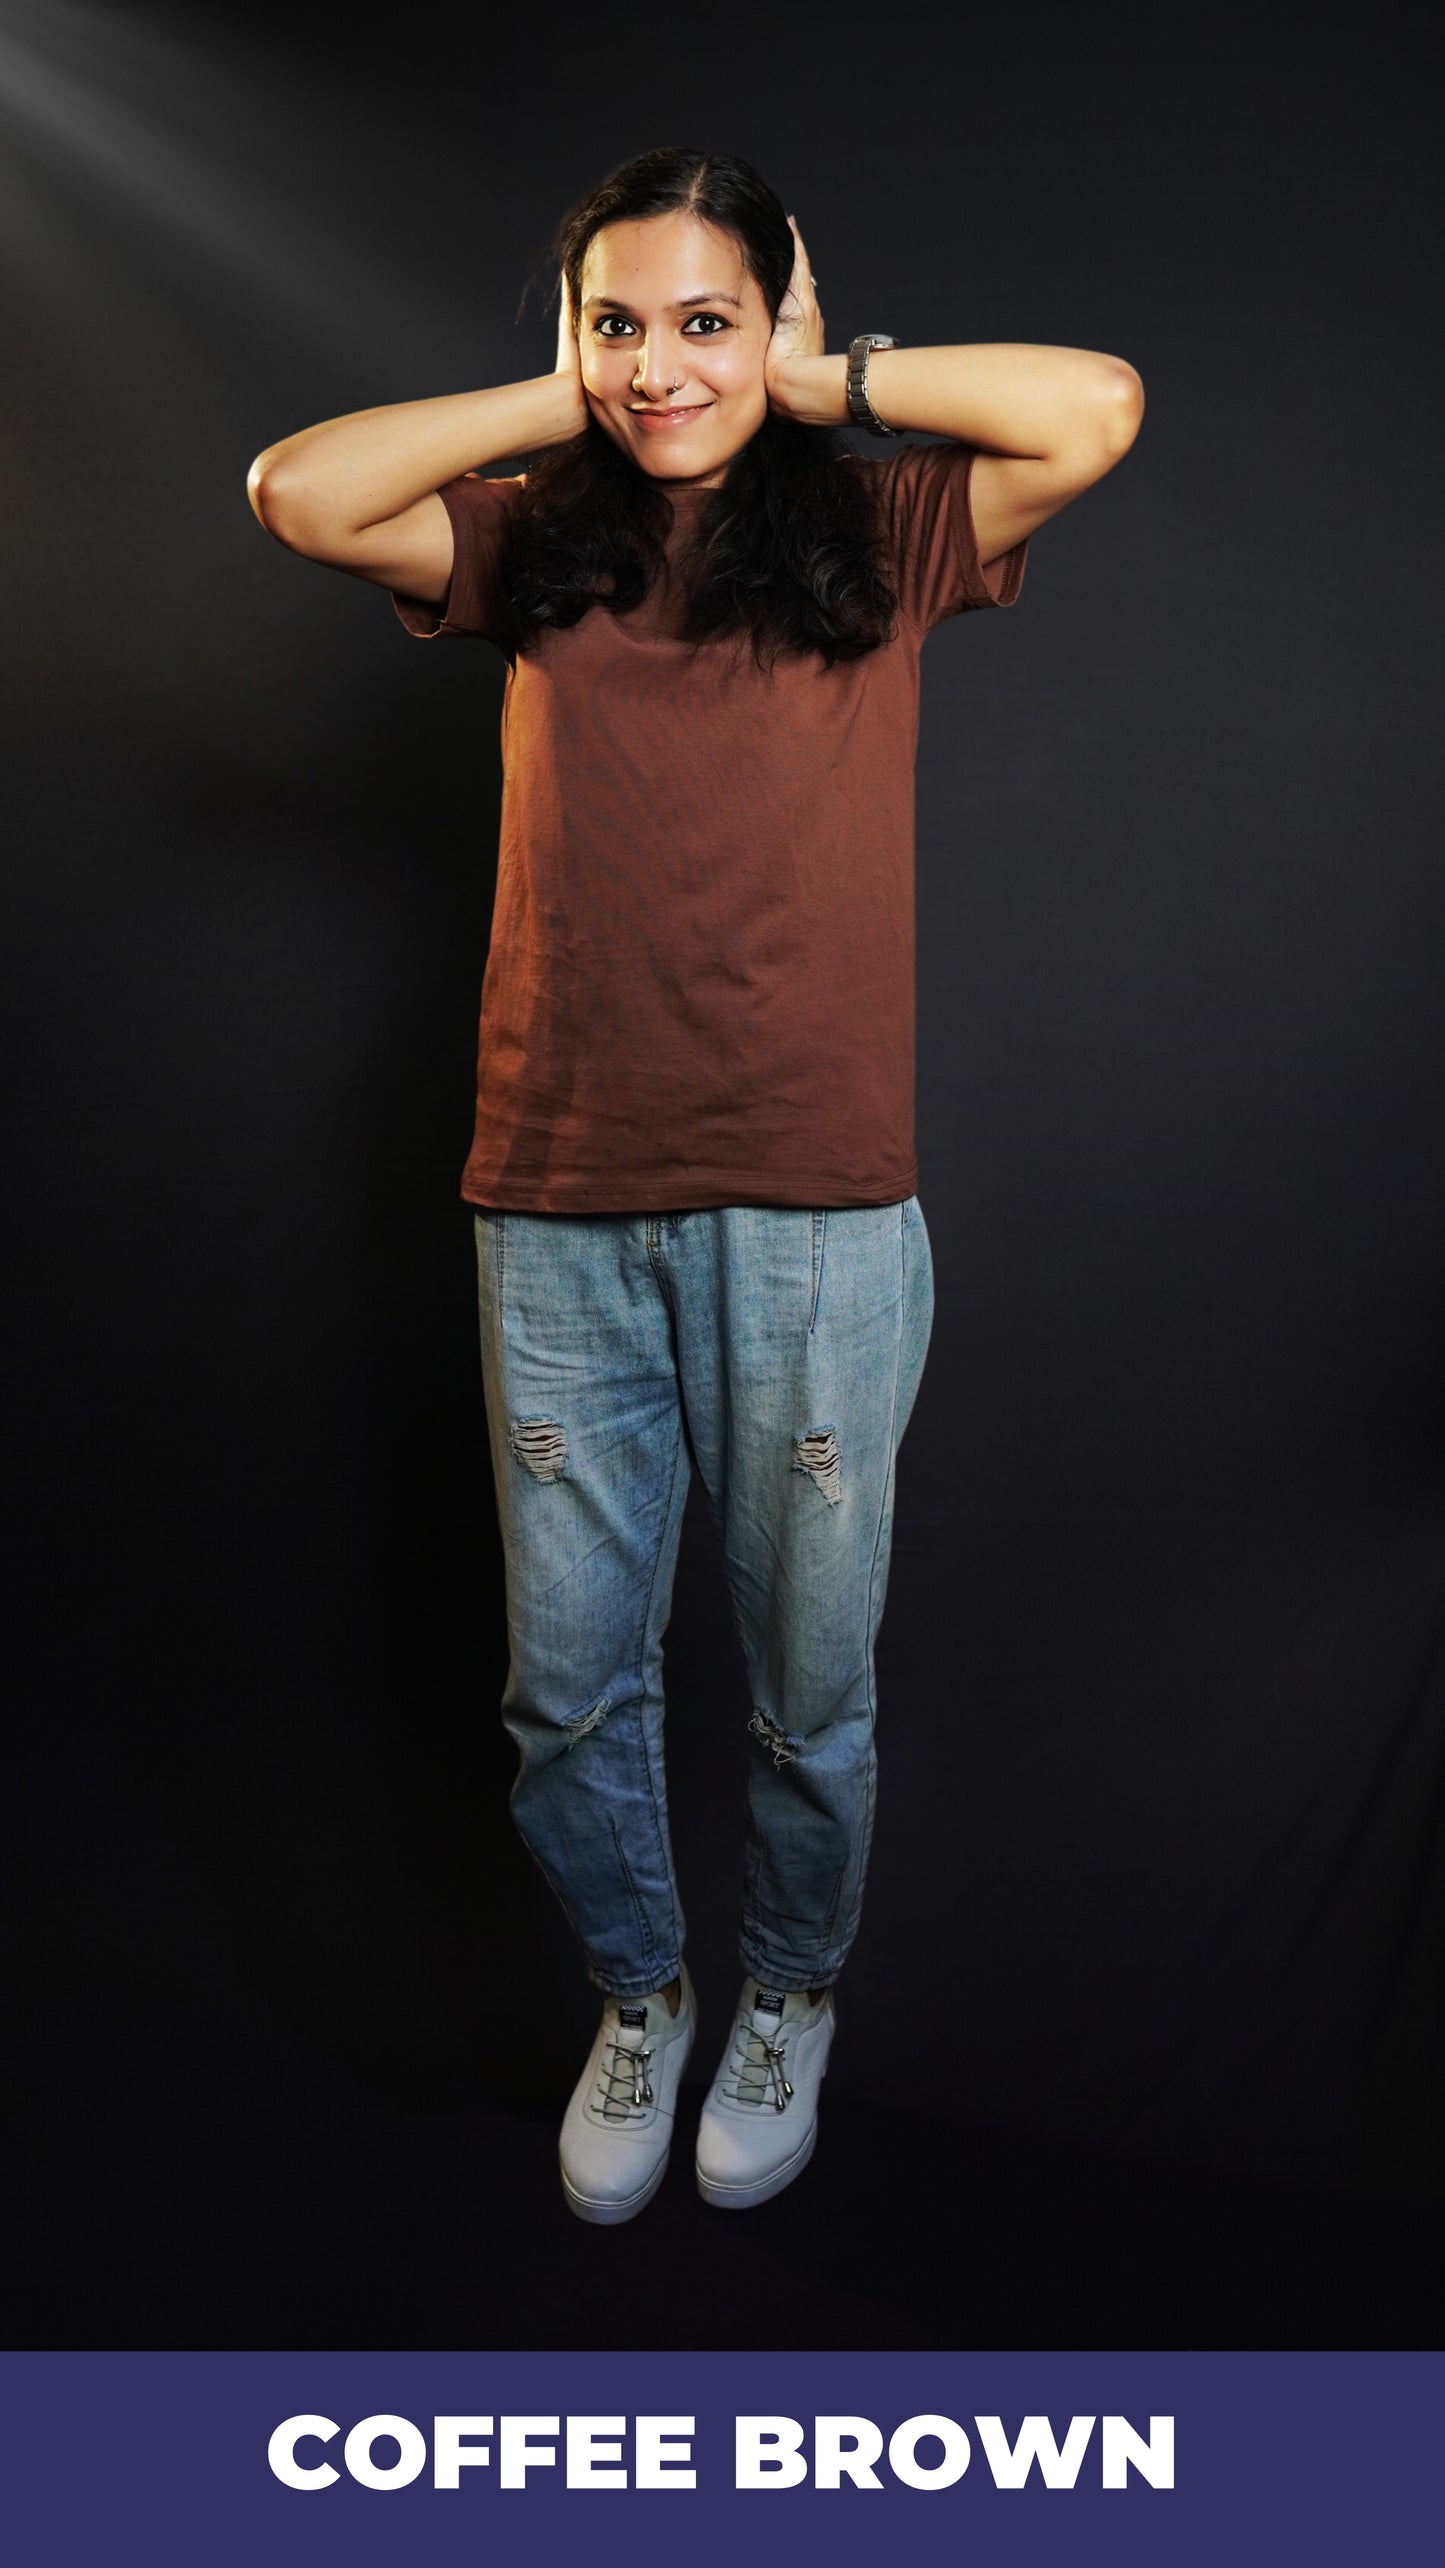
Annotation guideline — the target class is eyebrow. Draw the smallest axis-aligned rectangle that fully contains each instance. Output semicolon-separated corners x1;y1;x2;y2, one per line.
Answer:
582;290;745;313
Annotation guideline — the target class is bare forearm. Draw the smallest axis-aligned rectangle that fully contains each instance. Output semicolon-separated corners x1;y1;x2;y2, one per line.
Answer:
773;341;1143;463
247;373;584;547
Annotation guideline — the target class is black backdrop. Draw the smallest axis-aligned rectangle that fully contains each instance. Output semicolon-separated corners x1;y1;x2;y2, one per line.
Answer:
4;0;1442;2347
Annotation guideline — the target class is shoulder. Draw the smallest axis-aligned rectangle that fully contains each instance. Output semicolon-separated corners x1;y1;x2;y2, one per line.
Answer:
845;440;977;528
845;443;1026;628
447;469;527;515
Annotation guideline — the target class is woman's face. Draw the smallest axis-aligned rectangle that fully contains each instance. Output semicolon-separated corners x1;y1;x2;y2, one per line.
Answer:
576;210;774;488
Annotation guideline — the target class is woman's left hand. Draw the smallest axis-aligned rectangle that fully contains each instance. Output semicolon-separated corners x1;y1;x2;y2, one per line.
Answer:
765;216;826;413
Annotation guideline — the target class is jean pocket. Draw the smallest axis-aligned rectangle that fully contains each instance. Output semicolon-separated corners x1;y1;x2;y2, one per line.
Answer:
473;1206;507;1313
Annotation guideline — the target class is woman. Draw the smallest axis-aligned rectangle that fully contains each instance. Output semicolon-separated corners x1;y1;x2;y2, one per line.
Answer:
248;146;1143;2224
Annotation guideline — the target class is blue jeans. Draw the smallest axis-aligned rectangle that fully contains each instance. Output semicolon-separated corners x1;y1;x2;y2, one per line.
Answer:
474;1200;934;1996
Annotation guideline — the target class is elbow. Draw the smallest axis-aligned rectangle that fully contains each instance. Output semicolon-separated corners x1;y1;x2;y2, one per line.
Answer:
1049;362;1145;497
246;448;281;531
247;449;291;540
1094;359;1145;460
247;449;322;551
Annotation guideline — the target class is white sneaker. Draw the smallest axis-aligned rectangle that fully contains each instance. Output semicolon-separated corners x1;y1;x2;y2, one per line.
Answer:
559;1967;696;2225
695;1980;834;2211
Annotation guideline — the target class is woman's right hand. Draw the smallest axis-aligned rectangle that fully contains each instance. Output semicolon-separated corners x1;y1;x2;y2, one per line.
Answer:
553;266;589;431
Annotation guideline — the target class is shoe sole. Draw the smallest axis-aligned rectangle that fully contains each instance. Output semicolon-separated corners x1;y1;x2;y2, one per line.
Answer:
695;2117;817;2211
561;2150;672;2226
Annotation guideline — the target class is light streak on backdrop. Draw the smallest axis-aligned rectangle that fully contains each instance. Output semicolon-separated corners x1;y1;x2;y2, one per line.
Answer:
0;0;538;745
0;0;501;387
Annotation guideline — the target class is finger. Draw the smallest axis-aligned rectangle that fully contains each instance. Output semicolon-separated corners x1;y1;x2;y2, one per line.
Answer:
555;266;578;371
789;224;821;316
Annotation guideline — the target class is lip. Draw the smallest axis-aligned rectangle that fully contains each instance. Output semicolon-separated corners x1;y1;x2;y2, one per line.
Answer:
629;403;713;430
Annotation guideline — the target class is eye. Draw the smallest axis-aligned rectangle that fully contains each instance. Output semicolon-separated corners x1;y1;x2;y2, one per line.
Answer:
683;313;729;334
593;314;637;338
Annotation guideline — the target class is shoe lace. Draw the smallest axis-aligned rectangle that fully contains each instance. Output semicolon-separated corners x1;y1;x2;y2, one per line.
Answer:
726;2016;794;2114
596;2033;654;2121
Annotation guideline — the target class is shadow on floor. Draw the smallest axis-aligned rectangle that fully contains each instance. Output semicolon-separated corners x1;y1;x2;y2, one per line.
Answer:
12;2035;1442;2348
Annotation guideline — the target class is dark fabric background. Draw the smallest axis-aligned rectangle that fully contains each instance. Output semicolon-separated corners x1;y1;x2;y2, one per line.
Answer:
3;0;1442;2345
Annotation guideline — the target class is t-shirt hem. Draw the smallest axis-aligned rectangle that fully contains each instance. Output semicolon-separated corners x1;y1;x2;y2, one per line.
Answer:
461;1168;919;1214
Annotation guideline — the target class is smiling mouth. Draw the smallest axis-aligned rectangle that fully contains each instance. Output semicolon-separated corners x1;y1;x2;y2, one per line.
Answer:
628;402;712;421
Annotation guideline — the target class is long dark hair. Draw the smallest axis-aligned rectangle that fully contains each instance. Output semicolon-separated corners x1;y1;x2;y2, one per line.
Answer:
499;147;897;668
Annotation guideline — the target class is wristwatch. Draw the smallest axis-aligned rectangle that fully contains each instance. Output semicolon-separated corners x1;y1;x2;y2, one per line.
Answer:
846;333;903;437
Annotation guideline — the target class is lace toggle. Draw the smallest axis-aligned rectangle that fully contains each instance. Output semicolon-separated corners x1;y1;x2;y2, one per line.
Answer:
596;2034;655;2120
731;2021;795;2113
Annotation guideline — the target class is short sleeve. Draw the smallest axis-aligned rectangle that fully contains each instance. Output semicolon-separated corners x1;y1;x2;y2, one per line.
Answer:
391;470;523;644
869;441;1028;635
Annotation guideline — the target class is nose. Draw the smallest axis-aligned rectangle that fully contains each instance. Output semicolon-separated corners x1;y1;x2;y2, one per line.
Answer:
632;336;681;399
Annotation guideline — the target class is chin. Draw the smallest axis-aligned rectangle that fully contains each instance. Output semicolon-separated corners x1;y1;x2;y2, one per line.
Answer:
632;427;758;487
640;450;727;480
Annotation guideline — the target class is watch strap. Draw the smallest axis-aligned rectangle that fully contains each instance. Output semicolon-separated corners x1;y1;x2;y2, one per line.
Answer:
846;333;902;437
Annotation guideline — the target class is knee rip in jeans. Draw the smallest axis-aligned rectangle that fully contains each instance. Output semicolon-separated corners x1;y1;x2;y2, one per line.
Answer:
510;1415;567;1483
564;1696;610;1747
793;1425;841;1505
748;1708;804;1769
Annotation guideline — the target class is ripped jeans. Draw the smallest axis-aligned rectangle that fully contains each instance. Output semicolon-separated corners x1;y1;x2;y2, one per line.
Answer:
474;1200;934;1997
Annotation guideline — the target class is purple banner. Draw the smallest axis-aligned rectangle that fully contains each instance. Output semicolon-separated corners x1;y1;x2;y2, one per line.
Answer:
4;2349;1441;2565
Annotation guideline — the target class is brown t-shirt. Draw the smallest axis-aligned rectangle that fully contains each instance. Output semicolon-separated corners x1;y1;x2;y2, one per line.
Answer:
394;441;1026;1211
